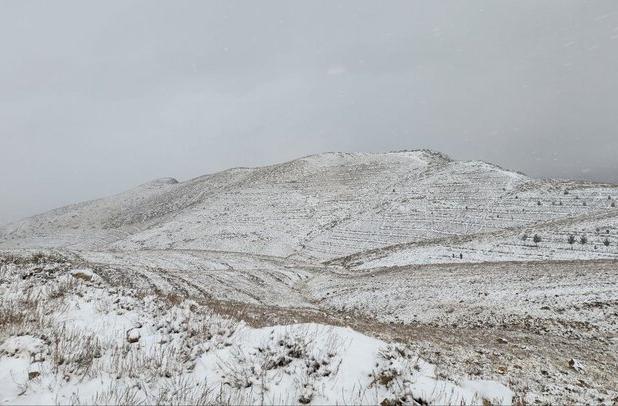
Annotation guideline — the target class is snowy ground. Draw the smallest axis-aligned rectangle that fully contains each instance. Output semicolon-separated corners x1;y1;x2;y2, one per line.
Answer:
2;151;617;264
1;151;617;404
0;252;513;405
335;208;618;269
1;250;616;404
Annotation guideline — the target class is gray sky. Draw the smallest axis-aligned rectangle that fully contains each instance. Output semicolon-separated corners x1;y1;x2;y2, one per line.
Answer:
1;0;618;224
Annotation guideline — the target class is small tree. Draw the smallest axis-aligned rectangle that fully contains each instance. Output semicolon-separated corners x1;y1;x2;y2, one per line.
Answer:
533;234;541;246
521;233;529;242
537;200;542;206
612;201;616;208
603;238;610;247
568;234;576;247
580;235;587;245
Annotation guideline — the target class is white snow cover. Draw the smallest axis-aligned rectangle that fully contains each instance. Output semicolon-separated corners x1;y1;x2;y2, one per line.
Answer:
2;150;616;265
0;258;513;405
1;151;617;405
195;323;513;405
1;315;512;405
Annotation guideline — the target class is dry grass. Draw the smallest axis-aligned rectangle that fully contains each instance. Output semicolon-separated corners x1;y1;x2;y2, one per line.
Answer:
0;250;523;405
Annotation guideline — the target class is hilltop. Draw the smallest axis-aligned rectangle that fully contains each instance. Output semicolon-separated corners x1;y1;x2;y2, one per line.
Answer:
2;150;617;266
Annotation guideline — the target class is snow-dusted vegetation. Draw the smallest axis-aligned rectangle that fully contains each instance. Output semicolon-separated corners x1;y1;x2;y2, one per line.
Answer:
1;151;617;404
0;252;512;405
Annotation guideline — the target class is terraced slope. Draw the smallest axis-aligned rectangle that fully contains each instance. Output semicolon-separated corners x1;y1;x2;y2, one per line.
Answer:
1;150;617;263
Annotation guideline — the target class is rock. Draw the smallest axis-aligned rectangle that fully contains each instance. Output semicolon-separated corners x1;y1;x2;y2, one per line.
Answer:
32;352;46;363
299;384;314;404
380;399;403;406
0;336;47;359
496;338;508;344
126;328;141;344
568;358;585;372
70;269;96;282
28;371;41;380
496;366;507;375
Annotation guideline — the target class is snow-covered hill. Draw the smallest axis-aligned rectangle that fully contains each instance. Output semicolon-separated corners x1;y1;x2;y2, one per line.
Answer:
2;152;618;404
2;150;617;265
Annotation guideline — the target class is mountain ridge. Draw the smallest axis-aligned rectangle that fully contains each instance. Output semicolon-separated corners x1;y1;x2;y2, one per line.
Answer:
1;150;617;265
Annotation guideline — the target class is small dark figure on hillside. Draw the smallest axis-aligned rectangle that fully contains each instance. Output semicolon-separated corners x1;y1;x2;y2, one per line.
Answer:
533;234;542;246
564;189;569;195
580;235;587;245
459;253;463;260
537;201;541;206
612;201;616;208
559;201;563;206
521;233;529;242
582;201;587;206
568;235;576;247
603;238;610;247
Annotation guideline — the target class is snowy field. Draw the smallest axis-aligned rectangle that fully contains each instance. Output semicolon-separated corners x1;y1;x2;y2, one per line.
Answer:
1;249;615;405
1;151;617;404
0;252;513;405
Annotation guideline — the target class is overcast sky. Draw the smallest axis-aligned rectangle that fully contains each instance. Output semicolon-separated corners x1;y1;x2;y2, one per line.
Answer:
1;1;618;224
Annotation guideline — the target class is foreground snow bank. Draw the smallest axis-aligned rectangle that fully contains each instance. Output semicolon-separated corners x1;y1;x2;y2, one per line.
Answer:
0;252;512;405
197;323;512;405
1;323;512;405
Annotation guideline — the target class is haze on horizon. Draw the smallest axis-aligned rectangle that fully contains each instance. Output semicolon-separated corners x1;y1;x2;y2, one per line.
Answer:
1;0;618;224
